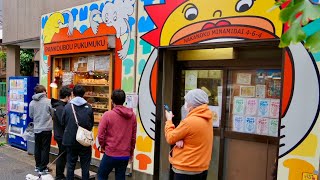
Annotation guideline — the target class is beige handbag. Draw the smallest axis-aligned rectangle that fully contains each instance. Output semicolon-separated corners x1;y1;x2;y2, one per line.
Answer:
71;104;94;147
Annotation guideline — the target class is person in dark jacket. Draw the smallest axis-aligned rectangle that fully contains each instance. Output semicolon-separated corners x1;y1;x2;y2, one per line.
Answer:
51;86;72;180
97;89;137;180
29;85;52;175
62;85;94;180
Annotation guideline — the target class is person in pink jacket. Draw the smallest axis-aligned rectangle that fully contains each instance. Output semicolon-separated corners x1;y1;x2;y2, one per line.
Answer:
97;89;137;180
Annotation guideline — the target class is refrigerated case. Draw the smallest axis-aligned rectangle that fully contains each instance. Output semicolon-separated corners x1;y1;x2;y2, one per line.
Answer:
8;76;39;150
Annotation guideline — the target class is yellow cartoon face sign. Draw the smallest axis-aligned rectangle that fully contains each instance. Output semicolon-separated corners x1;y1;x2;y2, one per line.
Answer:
43;12;65;43
160;0;282;46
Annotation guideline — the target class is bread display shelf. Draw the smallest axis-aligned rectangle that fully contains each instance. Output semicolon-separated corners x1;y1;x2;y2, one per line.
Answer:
78;84;109;87
84;95;109;98
92;107;108;110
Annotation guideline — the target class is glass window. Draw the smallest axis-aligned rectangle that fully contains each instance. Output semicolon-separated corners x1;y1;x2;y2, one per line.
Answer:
181;70;223;127
226;69;281;136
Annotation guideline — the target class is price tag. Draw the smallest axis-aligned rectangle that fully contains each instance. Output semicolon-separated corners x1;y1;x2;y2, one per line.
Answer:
302;172;318;180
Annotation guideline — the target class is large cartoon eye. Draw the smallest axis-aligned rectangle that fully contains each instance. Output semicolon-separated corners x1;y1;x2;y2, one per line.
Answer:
183;4;198;21
236;0;254;12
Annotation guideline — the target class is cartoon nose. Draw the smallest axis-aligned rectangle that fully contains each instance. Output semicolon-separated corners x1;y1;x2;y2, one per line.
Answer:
213;10;222;18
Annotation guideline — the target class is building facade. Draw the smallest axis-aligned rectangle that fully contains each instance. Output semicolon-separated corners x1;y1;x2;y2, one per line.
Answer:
3;0;320;180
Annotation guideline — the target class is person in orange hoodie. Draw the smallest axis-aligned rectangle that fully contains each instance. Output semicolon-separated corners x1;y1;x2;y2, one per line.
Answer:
165;88;214;180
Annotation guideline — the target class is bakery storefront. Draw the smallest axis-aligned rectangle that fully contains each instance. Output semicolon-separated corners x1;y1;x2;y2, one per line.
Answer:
39;1;320;180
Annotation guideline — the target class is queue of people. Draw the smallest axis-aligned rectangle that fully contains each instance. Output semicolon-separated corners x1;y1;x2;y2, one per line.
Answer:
29;84;213;180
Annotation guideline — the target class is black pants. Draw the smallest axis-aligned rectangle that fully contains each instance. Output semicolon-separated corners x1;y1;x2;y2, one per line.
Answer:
174;170;208;180
97;154;129;180
56;140;67;179
66;144;92;180
34;131;52;172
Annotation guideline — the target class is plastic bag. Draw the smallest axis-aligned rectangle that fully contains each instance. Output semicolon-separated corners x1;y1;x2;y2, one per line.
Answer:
22;122;34;141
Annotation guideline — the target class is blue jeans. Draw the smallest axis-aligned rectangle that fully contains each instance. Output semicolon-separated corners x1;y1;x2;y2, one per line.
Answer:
98;154;129;180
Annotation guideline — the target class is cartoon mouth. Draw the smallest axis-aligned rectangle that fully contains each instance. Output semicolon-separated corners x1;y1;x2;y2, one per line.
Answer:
202;20;231;30
170;16;277;45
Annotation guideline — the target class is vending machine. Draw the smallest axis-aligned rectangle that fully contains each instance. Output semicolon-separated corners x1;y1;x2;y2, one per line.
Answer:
8;76;39;150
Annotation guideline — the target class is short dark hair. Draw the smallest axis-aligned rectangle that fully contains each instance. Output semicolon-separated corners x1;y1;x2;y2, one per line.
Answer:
34;85;46;94
59;86;72;99
73;85;85;97
111;89;126;105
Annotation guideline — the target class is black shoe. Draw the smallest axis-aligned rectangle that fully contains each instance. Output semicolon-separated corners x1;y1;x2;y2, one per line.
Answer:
38;167;52;175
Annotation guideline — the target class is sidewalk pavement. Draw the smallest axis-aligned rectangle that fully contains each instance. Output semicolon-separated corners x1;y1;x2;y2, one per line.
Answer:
0;136;123;180
0;138;43;180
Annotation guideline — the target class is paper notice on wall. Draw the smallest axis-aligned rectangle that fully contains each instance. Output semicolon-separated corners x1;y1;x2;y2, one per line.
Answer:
269;99;280;118
245;98;258;116
95;56;110;71
244;117;256;134
269;119;279;137
256;117;269;135
87;56;95;72
126;94;138;109
233;97;246;115
258;99;270;117
208;106;221;127
256;85;266;98
236;73;252;85
233;115;244;132
185;70;198;90
73;63;78;71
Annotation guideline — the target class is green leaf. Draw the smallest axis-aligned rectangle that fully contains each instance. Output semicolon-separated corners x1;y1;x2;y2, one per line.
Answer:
300;1;320;25
280;20;307;47
305;31;320;53
279;2;304;25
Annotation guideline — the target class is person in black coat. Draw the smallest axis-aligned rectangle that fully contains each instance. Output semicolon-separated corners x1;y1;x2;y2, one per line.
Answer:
62;85;94;180
51;86;72;180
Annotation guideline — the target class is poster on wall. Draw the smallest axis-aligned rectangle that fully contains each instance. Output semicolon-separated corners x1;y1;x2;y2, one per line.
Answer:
256;85;266;98
236;73;252;85
125;94;139;109
233;97;246;115
244;117;256;133
258;99;270;117
269;119;279;137
269;99;280;118
240;86;256;97
95;56;110;71
256;117;269;135
208;106;221;127
87;56;95;72
185;70;198;91
233;115;244;132
245;98;258;116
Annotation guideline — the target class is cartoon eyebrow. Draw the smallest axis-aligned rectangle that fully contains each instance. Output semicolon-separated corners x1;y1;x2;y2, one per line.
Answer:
182;3;196;13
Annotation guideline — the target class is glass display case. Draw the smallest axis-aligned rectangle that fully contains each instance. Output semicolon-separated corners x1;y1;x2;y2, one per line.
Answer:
52;53;113;123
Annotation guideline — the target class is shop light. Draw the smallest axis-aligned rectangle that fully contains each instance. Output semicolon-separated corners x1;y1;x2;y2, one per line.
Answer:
177;47;234;61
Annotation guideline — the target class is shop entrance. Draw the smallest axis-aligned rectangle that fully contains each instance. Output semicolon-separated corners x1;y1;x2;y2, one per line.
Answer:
155;40;283;180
